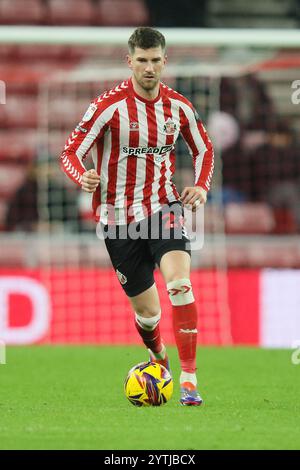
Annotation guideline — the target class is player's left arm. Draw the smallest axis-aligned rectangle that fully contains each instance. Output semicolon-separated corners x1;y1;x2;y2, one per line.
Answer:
179;104;214;210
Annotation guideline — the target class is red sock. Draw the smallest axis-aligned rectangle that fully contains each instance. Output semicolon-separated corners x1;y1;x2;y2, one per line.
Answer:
135;321;163;354
172;302;198;373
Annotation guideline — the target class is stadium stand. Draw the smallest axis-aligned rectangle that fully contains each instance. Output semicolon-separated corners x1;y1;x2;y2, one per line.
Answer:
224;203;276;234
0;0;150;26
0;0;46;25
0;0;298;27
207;0;298;28
47;0;96;26
0;0;300;253
98;0;149;26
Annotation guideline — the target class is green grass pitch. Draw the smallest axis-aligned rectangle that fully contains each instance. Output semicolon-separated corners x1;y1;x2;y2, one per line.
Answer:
0;346;299;450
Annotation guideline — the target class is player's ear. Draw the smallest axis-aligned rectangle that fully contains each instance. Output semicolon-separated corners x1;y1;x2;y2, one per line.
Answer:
163;54;167;66
127;54;133;69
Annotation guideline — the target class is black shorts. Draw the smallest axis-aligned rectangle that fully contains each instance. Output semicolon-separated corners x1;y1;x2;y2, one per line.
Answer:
102;202;191;297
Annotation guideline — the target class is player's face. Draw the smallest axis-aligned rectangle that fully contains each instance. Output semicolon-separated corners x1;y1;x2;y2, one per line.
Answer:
127;47;166;91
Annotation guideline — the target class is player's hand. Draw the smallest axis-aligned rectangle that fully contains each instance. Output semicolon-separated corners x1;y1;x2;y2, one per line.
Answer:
81;169;100;193
180;186;207;211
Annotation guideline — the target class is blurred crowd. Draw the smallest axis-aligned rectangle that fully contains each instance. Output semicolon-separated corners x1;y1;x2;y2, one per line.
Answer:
212;75;300;233
4;72;300;235
1;0;300;235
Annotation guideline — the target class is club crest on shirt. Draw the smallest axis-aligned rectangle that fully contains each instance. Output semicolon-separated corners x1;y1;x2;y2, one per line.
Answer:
163;118;177;135
129;122;139;131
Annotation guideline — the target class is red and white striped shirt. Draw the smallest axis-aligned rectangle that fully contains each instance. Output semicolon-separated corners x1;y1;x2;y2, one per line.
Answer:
60;78;214;224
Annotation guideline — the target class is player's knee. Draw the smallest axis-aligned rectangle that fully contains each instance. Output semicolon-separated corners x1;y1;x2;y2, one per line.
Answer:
134;305;161;317
135;310;161;331
165;273;189;283
167;278;195;306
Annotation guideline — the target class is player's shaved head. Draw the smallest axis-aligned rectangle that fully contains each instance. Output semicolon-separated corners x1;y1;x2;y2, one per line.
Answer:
128;27;166;54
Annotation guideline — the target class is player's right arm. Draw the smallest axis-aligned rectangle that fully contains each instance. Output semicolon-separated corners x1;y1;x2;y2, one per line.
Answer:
81;169;100;193
59;101;107;191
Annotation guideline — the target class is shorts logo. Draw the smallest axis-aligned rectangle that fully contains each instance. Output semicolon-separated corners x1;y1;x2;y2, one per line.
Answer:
163;118;177;135
129;122;139;131
116;269;127;285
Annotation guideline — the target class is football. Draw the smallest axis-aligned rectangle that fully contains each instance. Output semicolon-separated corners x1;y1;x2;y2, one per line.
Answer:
124;361;173;406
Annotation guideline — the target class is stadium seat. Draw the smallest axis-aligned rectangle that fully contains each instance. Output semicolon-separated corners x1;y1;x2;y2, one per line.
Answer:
0;44;18;61
48;97;82;127
208;0;298;28
47;0;95;25
0;95;38;128
272;208;298;234
225;202;275;234
0;164;27;197
0;130;37;161
67;45;98;60
203;204;224;234
48;131;68;157
97;0;149;26
0;0;46;24
17;45;69;61
4;76;39;96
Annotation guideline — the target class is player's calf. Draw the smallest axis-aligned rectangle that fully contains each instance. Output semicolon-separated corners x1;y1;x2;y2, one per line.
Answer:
167;278;200;401
135;311;171;372
135;311;163;355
